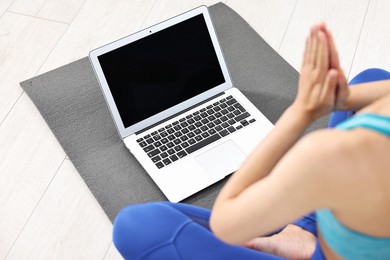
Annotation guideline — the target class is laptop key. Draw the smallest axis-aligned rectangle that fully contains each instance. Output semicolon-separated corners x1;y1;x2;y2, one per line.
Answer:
227;113;234;119
177;150;187;158
186;133;221;154
156;162;164;169
160;145;168;152
226;95;233;100
139;141;147;148
208;129;216;135
249;118;256;123
201;118;209;124
136;138;143;142
146;138;154;144
219;129;229;137
188;138;196;145
148;149;160;158
214;112;222;118
195;135;203;142
226;98;237;105
170;155;179;162
143;144;154;152
228;126;236;133
163;158;171;165
233;110;241;116
241;120;249;126
152;155;161;163
167;149;175;155
167;142;174;148
161;152;168;158
234;112;250;122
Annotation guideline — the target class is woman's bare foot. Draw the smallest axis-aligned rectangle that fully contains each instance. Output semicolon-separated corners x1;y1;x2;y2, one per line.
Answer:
243;224;316;260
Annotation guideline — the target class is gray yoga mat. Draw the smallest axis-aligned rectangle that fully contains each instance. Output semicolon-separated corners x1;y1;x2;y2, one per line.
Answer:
21;3;328;222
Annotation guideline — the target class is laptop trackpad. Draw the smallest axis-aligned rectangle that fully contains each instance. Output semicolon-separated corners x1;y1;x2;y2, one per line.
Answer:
195;140;246;179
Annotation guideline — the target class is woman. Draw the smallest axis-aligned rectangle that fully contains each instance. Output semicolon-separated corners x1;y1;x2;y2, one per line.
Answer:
113;24;390;259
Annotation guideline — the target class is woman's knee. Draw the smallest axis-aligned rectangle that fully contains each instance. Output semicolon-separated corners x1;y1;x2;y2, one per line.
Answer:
350;68;390;85
113;202;190;259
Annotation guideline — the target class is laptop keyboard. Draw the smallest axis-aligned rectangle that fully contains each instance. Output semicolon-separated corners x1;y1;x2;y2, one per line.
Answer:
136;95;256;169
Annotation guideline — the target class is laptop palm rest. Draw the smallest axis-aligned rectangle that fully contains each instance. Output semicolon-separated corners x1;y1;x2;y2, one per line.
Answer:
195;140;246;179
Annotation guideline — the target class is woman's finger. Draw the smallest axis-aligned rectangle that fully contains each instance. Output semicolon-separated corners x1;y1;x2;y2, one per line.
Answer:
321;69;338;106
316;31;329;77
302;36;311;67
321;25;340;70
309;30;318;66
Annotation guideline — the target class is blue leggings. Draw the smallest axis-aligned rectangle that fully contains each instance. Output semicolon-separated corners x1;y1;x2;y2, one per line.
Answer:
113;68;390;260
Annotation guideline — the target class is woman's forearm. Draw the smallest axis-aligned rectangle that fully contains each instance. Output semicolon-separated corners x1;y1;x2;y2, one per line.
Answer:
338;79;390;111
214;104;312;202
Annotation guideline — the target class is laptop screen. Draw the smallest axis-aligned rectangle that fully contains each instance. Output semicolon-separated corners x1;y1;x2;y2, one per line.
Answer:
98;14;225;128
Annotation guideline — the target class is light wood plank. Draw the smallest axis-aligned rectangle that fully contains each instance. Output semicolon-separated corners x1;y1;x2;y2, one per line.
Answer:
6;159;113;259
8;0;46;16
142;0;224;28
0;93;66;259
226;0;297;51
38;0;157;74
279;0;370;75
0;12;67;123
37;0;87;24
349;0;390;78
104;242;123;260
0;0;14;17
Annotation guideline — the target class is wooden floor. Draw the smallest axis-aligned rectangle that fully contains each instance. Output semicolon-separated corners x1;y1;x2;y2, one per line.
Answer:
0;0;389;259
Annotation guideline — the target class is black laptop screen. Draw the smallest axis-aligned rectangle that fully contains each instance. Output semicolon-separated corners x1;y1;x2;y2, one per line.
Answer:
98;14;225;128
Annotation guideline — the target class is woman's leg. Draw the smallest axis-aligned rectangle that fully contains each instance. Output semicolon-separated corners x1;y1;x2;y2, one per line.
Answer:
113;202;284;260
328;68;390;127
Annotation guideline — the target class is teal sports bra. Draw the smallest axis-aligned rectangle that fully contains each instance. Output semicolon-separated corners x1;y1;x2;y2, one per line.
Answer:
316;113;390;260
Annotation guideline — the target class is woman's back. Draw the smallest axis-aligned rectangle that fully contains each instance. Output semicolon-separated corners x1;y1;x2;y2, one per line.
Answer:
317;96;390;258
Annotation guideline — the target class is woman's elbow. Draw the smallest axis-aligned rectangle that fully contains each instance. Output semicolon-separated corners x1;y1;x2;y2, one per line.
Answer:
210;209;241;245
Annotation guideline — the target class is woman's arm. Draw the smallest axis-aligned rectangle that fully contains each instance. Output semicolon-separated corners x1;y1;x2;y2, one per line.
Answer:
210;28;339;243
337;80;390;111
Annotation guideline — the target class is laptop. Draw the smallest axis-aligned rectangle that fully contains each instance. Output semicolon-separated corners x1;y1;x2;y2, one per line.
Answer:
89;6;273;202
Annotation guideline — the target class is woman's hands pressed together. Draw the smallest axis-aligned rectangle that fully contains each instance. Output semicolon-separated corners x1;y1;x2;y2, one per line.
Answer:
293;25;348;122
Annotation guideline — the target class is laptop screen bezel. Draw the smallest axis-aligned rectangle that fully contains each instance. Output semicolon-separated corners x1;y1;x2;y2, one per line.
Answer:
89;6;233;139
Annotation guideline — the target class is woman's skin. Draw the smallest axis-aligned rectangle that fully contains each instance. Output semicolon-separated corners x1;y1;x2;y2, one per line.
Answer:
210;24;390;259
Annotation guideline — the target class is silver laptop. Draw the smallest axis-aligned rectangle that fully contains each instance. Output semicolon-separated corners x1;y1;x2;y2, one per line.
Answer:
89;6;273;202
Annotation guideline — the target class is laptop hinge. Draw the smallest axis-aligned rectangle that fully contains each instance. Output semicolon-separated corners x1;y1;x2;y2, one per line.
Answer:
135;92;225;135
